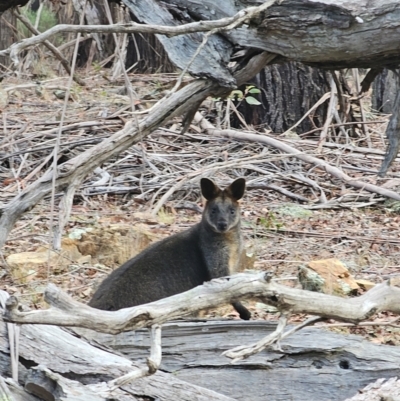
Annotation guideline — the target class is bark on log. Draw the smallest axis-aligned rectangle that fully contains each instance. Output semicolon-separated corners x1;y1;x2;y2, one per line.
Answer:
3;1;400;81
127;0;400;77
0;0;28;14
0;295;235;400
79;320;400;401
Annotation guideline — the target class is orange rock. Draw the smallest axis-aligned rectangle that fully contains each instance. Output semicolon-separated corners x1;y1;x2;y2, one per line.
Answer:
299;258;359;296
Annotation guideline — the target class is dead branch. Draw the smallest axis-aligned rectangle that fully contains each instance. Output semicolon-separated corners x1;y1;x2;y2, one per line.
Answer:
0;80;215;248
13;10;86;86
317;75;337;152
4;273;400;341
0;2;273;68
223;315;324;362
3;271;400;368
195;114;400;202
99;324;162;392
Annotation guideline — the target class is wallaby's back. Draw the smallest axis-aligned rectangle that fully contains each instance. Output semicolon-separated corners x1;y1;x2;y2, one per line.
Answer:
89;224;208;310
89;177;251;319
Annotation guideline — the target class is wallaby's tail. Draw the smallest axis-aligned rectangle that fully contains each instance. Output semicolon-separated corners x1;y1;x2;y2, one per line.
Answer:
232;301;251;320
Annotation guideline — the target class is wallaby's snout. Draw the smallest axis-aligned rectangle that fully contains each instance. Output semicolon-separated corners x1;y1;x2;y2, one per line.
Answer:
205;200;239;233
217;220;228;232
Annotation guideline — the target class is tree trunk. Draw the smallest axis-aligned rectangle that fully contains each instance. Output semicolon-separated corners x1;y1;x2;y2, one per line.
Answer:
233;62;330;133
372;69;399;114
125;12;175;72
0;11;17;66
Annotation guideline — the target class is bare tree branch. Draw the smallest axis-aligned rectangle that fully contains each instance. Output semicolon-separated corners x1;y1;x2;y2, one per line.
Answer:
0;1;276;65
4;274;400;336
12;10;86;86
195;114;400;202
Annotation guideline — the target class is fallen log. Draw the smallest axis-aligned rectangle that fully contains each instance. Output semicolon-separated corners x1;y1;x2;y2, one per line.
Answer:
0;312;236;400
80;320;400;401
0;314;399;401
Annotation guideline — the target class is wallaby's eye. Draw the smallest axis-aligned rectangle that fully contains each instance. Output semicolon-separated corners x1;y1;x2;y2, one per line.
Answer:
230;208;236;215
211;207;217;214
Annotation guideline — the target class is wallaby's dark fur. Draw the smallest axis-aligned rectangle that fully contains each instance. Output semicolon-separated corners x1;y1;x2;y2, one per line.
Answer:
89;178;251;320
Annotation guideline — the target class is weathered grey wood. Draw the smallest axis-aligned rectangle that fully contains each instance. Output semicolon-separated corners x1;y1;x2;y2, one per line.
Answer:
1;300;400;401
25;369;57;401
154;0;400;69
4;377;41;401
25;368;136;401
5;278;400;337
0;315;236;401
121;0;235;87
79;320;400;401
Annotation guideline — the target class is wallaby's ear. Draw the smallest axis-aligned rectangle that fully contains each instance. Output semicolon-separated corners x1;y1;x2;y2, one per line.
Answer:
201;178;221;200
225;178;246;200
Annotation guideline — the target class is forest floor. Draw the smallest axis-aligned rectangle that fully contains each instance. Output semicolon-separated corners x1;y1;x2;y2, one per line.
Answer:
1;71;400;346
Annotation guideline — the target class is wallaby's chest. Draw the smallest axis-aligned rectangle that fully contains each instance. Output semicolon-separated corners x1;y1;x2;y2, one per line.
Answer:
227;240;242;273
200;233;242;278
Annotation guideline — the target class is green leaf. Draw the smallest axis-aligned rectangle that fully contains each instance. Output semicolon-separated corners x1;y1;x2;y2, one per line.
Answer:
248;88;261;94
245;96;261;105
230;90;244;99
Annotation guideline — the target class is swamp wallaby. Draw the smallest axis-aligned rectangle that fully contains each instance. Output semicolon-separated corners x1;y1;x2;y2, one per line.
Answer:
89;177;251;320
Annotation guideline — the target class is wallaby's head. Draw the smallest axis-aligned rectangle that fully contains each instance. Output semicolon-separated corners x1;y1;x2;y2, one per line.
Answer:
200;178;246;233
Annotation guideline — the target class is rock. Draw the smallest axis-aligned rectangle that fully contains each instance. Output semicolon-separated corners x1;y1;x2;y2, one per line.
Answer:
69;223;156;266
355;279;375;291
389;276;400;287
298;258;359;296
6;239;90;282
276;204;313;219
7;223;157;283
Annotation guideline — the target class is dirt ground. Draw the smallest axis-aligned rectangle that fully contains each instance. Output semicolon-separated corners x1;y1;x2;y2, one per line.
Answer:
1;72;400;346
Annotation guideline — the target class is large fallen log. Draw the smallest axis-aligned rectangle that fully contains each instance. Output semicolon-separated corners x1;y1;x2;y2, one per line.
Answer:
0;314;399;401
0;313;235;400
79;320;400;401
3;277;400;400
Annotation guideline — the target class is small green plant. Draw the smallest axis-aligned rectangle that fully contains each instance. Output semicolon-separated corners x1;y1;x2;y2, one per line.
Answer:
92;62;103;73
213;85;262;106
258;212;284;230
230;85;262;105
157;208;175;225
18;6;61;45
